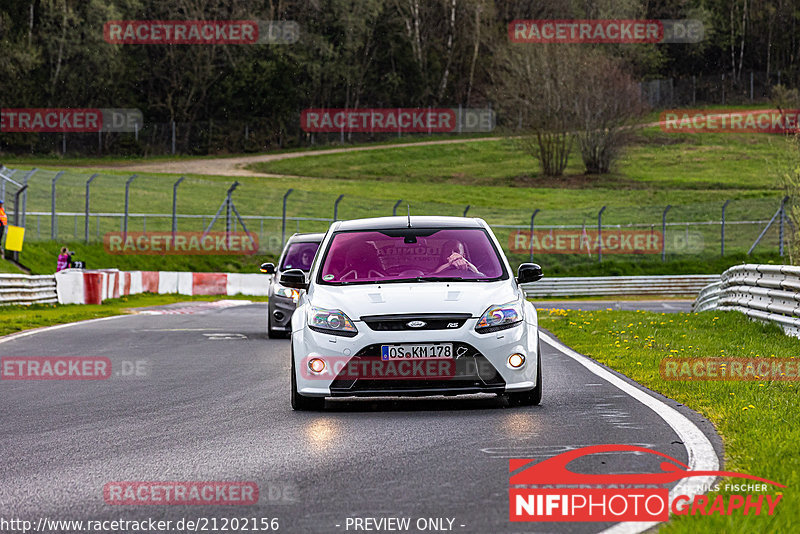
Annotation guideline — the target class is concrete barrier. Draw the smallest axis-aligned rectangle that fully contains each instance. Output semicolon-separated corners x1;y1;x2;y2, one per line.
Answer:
55;269;270;305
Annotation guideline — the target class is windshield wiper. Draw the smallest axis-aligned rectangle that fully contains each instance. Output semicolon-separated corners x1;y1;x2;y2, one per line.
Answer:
415;276;465;282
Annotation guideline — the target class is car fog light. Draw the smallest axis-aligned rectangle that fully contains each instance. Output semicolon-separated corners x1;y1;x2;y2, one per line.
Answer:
308;358;326;374
508;353;526;368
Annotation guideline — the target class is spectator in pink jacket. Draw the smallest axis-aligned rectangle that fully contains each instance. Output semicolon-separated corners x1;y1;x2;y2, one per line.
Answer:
56;247;72;272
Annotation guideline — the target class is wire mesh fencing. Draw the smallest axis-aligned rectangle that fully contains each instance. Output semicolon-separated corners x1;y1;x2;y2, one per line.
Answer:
0;167;791;266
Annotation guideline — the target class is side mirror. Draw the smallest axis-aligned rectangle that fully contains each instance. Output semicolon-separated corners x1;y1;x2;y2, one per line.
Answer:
517;263;543;284
260;262;275;274
280;269;308;289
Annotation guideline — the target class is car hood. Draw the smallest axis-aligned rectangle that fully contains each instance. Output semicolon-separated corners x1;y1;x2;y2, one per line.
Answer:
309;280;520;319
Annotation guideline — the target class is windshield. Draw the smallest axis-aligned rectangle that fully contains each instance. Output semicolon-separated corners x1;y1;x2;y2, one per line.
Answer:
280;242;320;272
318;228;506;284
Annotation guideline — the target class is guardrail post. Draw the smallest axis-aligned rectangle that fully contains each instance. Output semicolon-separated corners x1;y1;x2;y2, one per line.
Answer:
172;176;185;238
84;174;98;243
333;194;344;221
662;205;672;262
281;188;294;247
721;199;731;256
528;209;540;263
393;199;402;216
123;174;138;241
463;205;470;217
597;206;606;262
50;171;65;240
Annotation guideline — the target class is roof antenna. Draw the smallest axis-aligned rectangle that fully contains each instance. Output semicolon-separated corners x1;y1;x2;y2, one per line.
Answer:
407;203;412;227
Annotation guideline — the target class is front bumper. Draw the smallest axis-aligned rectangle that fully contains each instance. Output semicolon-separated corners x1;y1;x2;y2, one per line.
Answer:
292;317;539;397
269;296;297;331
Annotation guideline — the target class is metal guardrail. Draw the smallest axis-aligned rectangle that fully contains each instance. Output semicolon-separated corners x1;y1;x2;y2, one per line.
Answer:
692;264;800;337
0;274;58;306
522;274;720;298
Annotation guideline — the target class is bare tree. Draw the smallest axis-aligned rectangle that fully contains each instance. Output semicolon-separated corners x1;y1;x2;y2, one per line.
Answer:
494;45;582;176
571;52;644;175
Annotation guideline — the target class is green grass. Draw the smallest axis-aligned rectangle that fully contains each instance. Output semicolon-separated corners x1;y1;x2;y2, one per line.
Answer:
539;308;799;532
0;258;24;273
0;132;495;167
4;120;794;275
0;293;266;338
247;129;791;191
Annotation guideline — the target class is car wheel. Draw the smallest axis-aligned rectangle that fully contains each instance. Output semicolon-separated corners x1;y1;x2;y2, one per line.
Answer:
508;344;542;407
291;348;325;411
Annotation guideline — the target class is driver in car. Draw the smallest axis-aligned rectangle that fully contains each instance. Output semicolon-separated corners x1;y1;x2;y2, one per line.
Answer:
433;239;482;275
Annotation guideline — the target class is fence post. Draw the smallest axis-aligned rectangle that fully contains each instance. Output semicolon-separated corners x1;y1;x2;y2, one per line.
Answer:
20;168;37;230
721;199;731;256
334;194;344;221
281;188;294;247
225;182;240;241
393;199;402;216
50;171;65;240
123;174;138;240
780;196;788;256
750;71;754;101
662;205;672;262
171;121;176;155
172;176;185;237
84;174;98;243
12;184;28;263
749;196;790;255
463;205;470;217
597;206;606;262
528;209;540;263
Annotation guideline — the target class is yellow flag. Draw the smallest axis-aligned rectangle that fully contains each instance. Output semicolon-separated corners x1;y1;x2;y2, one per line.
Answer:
4;225;25;252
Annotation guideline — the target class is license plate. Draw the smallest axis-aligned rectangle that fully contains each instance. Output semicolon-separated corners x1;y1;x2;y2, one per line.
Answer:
380;343;453;360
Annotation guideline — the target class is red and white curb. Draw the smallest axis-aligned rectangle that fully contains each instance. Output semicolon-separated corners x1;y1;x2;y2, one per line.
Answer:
55;270;269;305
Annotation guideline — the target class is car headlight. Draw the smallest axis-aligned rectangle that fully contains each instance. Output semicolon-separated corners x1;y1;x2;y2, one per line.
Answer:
308;306;358;337
476;300;524;333
274;285;300;301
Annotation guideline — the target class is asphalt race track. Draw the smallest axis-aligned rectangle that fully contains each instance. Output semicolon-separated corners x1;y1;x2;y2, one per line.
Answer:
1;301;722;534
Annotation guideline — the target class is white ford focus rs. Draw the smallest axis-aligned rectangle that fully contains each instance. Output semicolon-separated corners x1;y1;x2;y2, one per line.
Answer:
280;216;544;410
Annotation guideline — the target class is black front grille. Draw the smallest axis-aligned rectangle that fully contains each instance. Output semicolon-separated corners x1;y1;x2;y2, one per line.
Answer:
361;313;471;331
329;342;505;396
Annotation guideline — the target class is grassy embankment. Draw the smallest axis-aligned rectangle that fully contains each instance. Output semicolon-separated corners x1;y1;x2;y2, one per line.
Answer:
540;308;798;533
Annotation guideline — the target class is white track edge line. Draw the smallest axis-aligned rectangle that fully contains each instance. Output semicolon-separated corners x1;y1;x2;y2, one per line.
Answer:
539;332;720;534
0;315;129;346
0;301;258;346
